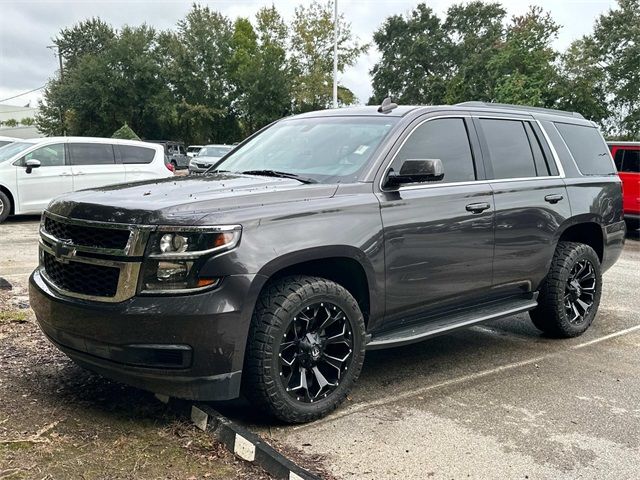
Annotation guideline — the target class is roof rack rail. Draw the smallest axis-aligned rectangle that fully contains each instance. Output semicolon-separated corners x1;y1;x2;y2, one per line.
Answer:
455;101;585;119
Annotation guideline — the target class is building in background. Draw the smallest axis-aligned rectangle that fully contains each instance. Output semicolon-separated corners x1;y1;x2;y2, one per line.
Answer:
0;103;42;139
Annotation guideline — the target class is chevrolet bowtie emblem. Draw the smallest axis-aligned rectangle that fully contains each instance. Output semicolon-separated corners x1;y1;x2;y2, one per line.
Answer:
53;241;76;263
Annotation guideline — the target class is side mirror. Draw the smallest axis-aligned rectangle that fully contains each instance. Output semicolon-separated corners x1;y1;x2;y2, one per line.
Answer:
386;159;444;187
25;159;41;174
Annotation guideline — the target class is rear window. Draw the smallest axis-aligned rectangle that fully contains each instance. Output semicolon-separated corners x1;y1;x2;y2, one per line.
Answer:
555;123;615;175
616;149;639;173
117;145;155;164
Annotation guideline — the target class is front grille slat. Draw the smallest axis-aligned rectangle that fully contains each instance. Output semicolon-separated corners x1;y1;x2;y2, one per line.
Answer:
43;251;120;298
44;216;131;250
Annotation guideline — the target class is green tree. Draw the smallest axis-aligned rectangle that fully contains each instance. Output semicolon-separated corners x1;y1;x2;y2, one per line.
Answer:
487;7;560;107
442;2;506;103
290;0;367;110
112;122;141;140
55;18;115;70
592;0;640;138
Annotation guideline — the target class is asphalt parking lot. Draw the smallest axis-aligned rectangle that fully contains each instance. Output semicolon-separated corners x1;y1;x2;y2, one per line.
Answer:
1;217;639;479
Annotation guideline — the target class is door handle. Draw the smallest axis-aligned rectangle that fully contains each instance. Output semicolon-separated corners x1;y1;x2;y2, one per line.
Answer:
465;202;491;214
75;171;85;176
544;194;564;204
60;172;71;176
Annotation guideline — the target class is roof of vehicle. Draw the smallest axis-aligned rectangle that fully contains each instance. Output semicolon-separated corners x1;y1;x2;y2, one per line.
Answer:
202;144;233;148
147;140;185;145
0;135;21;142
607;141;640;146
291;102;592;124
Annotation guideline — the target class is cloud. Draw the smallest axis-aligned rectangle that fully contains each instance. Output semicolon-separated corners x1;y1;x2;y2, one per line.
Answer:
0;0;614;107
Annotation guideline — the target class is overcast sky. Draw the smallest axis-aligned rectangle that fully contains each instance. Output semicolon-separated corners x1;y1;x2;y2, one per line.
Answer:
0;0;617;109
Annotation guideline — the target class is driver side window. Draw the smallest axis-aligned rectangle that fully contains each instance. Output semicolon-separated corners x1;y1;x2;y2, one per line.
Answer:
391;118;476;183
22;144;66;167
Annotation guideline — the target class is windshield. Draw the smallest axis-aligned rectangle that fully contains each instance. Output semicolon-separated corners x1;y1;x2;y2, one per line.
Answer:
213;116;398;183
0;142;34;162
199;146;232;157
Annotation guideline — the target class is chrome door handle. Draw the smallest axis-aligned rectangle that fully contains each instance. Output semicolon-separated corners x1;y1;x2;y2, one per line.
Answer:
544;194;563;204
466;202;491;214
60;172;71;176
75;171;85;175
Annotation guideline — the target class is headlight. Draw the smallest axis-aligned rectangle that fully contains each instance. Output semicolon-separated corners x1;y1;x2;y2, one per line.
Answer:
140;225;241;293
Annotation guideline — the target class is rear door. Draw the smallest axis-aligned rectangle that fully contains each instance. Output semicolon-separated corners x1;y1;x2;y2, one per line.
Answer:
69;142;126;190
377;114;495;329
116;144;165;182
15;142;73;213
612;146;640;216
473;115;570;294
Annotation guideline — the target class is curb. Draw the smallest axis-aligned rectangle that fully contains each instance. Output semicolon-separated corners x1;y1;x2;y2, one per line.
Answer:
189;403;322;480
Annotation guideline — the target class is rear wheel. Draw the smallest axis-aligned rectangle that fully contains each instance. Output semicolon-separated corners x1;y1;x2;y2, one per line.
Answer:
0;191;11;223
243;275;366;423
530;241;602;338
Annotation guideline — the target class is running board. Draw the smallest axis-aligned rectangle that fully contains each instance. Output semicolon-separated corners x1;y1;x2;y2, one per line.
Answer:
367;295;538;350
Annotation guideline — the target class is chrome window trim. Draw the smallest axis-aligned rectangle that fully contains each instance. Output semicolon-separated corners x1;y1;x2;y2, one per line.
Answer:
377;114;566;194
39;241;140;303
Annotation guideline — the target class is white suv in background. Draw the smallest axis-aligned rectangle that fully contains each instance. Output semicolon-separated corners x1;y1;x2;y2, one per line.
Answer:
0;137;171;223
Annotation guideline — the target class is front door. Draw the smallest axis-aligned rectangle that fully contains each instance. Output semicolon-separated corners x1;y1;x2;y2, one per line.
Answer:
15;143;73;213
377;116;495;329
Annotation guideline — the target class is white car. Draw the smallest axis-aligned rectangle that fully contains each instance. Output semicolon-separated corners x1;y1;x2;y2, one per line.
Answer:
0;136;20;148
186;145;203;157
188;144;233;174
0;137;171;223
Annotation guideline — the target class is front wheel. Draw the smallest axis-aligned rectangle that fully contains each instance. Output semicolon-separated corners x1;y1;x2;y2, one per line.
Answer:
0;190;11;223
243;276;366;423
530;241;602;338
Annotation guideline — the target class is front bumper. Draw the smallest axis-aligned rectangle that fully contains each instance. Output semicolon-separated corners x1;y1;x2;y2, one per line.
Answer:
188;164;212;174
30;268;260;401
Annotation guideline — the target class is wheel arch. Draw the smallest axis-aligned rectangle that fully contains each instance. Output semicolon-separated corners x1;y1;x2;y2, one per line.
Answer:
0;183;16;216
555;217;604;262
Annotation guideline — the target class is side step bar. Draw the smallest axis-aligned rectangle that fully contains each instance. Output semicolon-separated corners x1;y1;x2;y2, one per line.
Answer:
367;294;538;350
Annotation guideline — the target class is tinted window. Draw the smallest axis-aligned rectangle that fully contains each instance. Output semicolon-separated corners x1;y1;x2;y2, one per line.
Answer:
23;144;65;167
621;149;639;173
0;141;13;148
613;149;624;170
480;119;537;179
391;118;476;183
523;122;551;176
117;145;155;164
555;123;615;175
69;143;115;165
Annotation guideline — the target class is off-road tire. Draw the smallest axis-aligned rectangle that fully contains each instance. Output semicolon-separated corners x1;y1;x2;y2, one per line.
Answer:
243;275;366;423
0;191;11;223
530;241;602;338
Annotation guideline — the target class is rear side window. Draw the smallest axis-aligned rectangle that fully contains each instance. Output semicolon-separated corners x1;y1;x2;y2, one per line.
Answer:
619;149;639;173
555;123;615;175
479;119;541;179
613;148;624;170
391;118;476;183
117;145;155;164
69;143;115;165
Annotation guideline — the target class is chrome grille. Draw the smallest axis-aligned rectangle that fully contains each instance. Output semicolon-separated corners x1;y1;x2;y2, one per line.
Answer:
44;215;131;250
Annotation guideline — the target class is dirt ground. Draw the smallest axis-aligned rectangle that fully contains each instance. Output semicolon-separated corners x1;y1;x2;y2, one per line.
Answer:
0;217;269;479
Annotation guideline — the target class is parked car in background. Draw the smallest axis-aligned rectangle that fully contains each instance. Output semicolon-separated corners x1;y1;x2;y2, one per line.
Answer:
187;145;203;158
188;144;233;174
0;137;171;223
30;102;624;423
608;142;639;229
0;136;20;148
149;141;189;170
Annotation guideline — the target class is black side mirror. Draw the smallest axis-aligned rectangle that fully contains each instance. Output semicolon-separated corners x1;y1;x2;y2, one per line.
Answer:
25;159;41;174
386;159;444;187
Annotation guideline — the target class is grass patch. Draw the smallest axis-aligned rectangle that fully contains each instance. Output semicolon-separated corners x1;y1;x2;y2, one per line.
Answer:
0;310;28;324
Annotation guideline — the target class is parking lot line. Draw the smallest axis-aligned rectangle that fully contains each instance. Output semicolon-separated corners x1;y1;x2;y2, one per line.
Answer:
291;323;640;431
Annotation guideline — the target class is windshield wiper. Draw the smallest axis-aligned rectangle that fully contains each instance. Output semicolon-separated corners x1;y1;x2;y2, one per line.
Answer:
241;170;318;184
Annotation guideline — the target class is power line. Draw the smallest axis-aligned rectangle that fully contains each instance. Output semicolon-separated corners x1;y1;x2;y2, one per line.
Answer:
0;86;46;103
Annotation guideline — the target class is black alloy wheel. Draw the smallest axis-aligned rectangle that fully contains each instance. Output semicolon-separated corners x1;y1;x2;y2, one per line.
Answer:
564;259;597;325
279;302;353;403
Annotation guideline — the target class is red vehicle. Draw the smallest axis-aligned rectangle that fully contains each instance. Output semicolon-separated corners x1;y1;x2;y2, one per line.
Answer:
608;142;639;230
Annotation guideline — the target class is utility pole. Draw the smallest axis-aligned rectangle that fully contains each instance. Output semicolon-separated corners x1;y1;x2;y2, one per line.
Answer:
332;0;338;109
47;45;64;80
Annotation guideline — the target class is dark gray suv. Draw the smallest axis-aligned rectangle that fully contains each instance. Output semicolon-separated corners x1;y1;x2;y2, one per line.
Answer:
30;101;625;423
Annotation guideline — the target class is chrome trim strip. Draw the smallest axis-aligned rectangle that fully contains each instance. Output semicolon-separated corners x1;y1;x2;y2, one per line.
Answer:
535;119;566;178
39;241;140;303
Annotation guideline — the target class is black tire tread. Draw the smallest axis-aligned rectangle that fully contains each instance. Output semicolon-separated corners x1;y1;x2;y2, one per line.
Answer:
243;275;365;423
530;241;602;338
0;190;10;223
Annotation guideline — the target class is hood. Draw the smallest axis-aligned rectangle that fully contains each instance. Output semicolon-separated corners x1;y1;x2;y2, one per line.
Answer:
47;173;339;225
191;155;222;164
